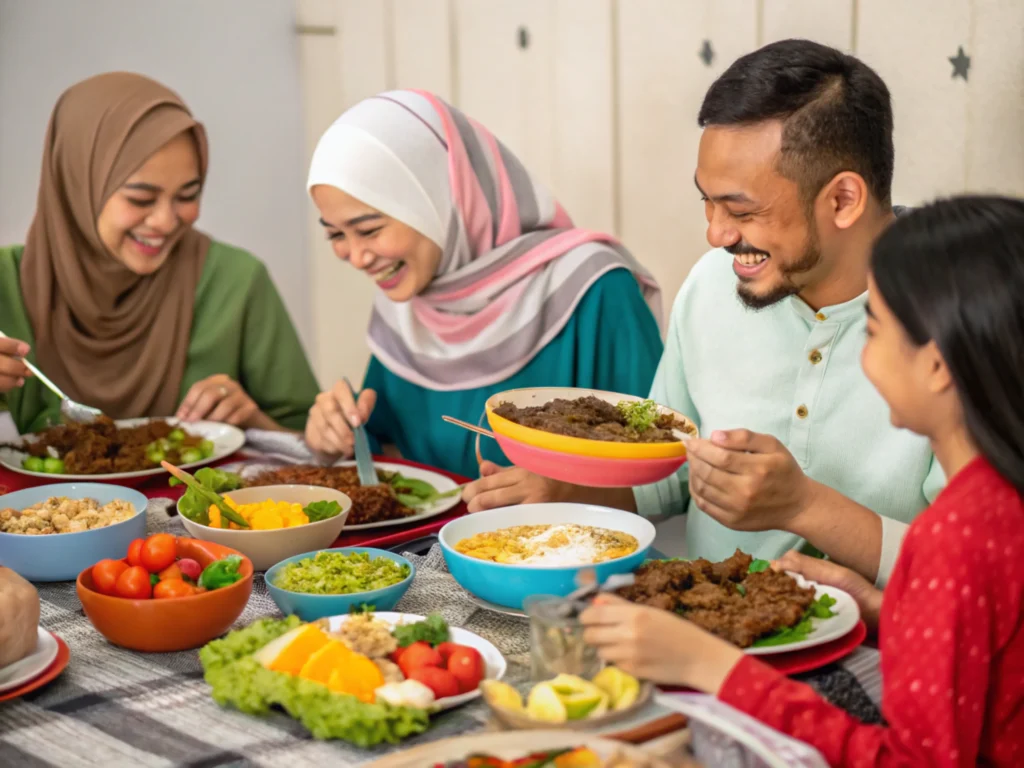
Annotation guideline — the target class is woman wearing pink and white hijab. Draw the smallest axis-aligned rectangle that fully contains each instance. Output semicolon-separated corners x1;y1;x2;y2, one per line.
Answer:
305;90;663;478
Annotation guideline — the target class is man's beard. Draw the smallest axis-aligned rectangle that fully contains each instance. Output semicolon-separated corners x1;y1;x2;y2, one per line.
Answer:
733;226;822;310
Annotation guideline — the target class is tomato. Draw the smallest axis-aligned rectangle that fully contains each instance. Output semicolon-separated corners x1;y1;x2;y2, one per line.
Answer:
126;538;146;567
91;559;128;596
115;565;153;599
436;642;459;663
397;641;443;678
408;666;460;699
153;578;196;599
140;533;177;573
447;646;484;693
176;558;202;582
158;563;183;582
389;646;407;665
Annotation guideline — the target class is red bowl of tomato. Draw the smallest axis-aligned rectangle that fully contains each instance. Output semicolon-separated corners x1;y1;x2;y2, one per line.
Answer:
76;536;253;652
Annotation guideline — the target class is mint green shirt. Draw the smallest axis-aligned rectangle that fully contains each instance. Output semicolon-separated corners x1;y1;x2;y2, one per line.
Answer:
0;242;320;433
634;249;945;583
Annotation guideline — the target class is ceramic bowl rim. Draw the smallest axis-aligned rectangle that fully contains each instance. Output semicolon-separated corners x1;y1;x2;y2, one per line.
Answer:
437;505;656;571
264;546;416;598
0;483;148;541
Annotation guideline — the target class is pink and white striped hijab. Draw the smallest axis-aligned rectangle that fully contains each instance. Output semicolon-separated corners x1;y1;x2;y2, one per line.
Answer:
307;90;663;391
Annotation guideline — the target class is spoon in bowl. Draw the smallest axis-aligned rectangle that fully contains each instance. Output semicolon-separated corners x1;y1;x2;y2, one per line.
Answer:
0;330;105;424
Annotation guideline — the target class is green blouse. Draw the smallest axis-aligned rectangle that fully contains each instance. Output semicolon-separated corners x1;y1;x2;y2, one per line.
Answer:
0;241;320;434
363;268;664;478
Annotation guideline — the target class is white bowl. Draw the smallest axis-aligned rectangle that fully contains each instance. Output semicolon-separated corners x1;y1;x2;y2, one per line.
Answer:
178;485;351;570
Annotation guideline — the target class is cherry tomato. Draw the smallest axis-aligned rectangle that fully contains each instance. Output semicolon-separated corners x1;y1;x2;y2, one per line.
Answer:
91;559;128;596
126;538;146;567
140;533;177;573
115;565;153;599
153;579;196;599
158;563;183;582
447;646;484;693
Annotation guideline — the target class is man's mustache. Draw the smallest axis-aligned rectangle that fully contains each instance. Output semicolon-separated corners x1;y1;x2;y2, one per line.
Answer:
725;242;770;257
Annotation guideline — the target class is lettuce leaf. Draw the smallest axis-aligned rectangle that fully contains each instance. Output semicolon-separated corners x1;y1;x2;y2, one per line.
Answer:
303;500;343;522
752;593;837;648
199;617;429;746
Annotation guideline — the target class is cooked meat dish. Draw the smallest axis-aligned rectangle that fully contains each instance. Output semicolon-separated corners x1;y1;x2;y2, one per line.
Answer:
493;396;693;444
11;417;204;475
617;549;816;648
246;466;416;526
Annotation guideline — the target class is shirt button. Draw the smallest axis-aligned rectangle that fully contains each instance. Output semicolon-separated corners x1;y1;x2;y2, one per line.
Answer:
815;312;827;322
796;405;809;419
809;350;822;364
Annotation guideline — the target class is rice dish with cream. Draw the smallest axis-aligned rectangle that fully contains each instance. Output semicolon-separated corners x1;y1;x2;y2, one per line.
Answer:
454;524;638;566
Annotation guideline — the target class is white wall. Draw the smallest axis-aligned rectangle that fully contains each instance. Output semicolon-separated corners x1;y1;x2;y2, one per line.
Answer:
0;0;315;359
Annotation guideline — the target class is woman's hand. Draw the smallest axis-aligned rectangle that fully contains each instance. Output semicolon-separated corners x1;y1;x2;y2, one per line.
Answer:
0;336;32;394
176;374;261;427
0;567;41;668
305;381;377;459
773;550;884;629
580;594;744;694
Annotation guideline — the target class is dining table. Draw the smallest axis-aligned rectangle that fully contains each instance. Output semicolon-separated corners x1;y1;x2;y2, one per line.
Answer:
0;436;884;767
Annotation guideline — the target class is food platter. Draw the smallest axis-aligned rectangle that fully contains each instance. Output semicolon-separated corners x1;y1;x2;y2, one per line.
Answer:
0;418;245;482
239;460;461;531
745;577;860;656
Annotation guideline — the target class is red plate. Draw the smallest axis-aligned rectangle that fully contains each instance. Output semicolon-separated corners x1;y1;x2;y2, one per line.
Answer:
0;633;70;703
760;620;868;676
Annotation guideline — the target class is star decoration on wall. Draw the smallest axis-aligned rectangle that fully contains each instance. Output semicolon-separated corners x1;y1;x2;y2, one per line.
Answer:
949;46;970;81
699;40;715;67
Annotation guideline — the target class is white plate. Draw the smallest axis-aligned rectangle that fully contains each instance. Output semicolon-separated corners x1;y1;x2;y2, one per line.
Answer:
0;629;58;693
240;461;461;532
0;418;245;481
326;611;506;711
744;575;861;656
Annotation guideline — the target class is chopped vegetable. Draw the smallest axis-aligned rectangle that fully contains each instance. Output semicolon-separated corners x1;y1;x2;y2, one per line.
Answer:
387;473;462;508
303;500;343;522
748;559;771;573
173;467;245;525
200;617;428;746
198;555;245;590
615;399;660;433
272;551;410;596
210;498;308;530
392;612;449;648
753;594;837;647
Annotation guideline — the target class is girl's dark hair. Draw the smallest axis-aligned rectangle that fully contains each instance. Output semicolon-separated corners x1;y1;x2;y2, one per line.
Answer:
871;196;1024;495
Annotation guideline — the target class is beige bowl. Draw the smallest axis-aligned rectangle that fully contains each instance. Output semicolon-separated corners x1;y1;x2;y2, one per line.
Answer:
178;485;351;570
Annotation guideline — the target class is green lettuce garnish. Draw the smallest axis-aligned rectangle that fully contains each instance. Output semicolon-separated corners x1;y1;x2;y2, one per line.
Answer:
748;559;771;573
303;500;343;522
199;617;428;746
391;613;449;648
752;594;838;648
616;399;659;433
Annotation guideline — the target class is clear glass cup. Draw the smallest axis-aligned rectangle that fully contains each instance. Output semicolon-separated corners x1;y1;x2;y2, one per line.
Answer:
523;594;601;681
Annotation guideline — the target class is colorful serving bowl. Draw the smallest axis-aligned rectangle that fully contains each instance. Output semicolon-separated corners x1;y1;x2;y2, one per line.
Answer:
0;483;148;582
485;387;696;460
76;537;254;652
178;485;351;570
264;547;415;621
438;504;656;610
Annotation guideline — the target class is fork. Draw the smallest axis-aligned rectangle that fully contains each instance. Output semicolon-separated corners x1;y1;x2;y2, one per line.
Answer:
0;330;104;424
342;377;379;486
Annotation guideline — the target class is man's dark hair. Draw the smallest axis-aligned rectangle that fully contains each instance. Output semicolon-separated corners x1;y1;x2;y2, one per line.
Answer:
698;39;893;206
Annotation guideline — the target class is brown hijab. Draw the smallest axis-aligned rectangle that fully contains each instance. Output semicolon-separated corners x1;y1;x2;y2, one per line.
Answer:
20;72;211;419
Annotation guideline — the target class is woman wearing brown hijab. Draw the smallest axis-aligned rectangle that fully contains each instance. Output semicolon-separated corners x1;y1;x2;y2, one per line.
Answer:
0;72;319;434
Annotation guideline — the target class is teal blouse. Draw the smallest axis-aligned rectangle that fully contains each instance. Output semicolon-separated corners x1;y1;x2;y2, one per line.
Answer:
363;269;664;479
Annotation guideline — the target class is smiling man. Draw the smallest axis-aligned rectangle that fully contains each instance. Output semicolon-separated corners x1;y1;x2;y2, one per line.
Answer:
463;39;944;587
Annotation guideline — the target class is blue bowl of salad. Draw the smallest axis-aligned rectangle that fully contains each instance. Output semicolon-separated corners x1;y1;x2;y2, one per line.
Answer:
0;483;148;582
264;547;415;621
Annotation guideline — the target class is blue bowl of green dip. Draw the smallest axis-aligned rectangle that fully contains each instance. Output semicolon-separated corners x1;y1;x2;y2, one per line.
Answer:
264;547;415;621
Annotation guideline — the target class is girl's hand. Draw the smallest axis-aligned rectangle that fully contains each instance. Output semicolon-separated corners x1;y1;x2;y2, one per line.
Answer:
773;550;884;629
580;593;744;693
305;381;376;459
0;335;31;394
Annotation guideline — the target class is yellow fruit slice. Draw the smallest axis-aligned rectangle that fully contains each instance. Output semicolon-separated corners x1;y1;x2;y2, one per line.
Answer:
592;666;641;711
298;640;352;684
252;624;331;675
526;682;567;723
481;680;524;712
561;691;608;720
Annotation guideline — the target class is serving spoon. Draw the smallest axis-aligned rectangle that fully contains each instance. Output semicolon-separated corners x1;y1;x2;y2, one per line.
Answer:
0;330;105;424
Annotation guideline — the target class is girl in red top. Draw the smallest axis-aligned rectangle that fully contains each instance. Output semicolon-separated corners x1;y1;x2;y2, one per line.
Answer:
581;195;1024;767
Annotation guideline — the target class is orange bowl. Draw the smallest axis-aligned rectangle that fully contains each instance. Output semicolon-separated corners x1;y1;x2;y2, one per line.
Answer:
76;537;253;652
